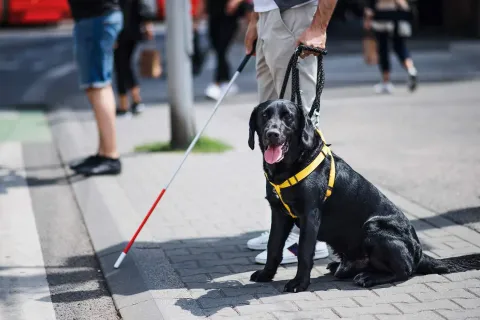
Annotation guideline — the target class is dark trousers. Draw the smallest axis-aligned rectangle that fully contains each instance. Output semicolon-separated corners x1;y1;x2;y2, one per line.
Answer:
114;37;139;95
208;16;238;83
375;31;411;73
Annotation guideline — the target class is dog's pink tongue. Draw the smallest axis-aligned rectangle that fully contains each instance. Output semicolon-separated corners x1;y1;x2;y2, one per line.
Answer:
264;145;283;164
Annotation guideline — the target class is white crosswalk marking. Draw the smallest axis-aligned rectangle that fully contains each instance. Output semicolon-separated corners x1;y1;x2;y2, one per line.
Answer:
0;142;56;320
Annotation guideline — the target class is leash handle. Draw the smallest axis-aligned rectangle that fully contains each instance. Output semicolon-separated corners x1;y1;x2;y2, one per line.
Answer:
279;45;328;119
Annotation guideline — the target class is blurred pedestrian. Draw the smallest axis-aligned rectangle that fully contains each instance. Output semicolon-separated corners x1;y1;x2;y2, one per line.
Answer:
364;0;418;94
204;0;253;100
67;0;124;176
114;0;157;117
244;0;338;265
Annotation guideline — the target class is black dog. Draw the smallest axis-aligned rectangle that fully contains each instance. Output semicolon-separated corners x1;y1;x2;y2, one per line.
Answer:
248;99;480;293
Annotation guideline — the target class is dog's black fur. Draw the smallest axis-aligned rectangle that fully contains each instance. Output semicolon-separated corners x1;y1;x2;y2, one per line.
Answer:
248;99;480;293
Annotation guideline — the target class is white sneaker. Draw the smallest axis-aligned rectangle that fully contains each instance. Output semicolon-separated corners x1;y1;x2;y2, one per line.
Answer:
220;82;238;97
250;232;330;265
374;82;394;94
205;83;222;100
247;231;270;250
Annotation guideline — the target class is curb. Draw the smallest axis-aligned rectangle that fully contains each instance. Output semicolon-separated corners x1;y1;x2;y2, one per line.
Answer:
46;107;166;320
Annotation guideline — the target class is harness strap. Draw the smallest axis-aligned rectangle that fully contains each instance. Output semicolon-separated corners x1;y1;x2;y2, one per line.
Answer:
265;130;335;219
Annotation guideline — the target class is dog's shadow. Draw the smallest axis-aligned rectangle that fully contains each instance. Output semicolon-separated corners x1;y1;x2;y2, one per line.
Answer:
172;238;438;317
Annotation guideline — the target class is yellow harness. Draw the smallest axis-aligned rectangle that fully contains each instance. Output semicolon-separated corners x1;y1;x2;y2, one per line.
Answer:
264;130;336;219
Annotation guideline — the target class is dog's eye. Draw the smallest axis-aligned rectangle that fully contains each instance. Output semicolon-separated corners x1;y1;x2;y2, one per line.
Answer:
262;112;268;119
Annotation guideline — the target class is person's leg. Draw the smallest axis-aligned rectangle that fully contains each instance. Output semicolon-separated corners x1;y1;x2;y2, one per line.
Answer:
246;10;281;252
71;11;124;175
248;6;329;264
205;16;223;100
114;36;131;114
392;34;417;91
374;31;394;93
217;17;240;95
124;40;145;113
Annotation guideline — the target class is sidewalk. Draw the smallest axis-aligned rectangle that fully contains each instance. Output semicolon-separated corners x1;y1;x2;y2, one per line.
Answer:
49;81;480;320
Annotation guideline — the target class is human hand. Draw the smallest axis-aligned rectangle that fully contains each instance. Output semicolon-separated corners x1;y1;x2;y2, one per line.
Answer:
244;19;258;55
226;0;243;15
296;25;326;58
363;19;372;30
143;22;154;40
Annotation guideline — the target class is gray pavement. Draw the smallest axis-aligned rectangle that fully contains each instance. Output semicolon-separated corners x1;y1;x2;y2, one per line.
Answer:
0;108;120;319
49;80;480;319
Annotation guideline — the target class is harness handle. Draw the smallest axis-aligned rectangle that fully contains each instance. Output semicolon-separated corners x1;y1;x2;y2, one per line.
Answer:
279;45;328;119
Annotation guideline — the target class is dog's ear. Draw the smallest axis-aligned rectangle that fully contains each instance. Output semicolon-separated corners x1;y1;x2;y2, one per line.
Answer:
248;106;258;150
298;105;315;150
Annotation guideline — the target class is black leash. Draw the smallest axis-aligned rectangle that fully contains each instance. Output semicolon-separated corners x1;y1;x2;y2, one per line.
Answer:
279;45;328;119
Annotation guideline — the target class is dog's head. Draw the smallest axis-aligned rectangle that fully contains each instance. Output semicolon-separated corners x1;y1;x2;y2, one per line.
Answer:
248;99;316;165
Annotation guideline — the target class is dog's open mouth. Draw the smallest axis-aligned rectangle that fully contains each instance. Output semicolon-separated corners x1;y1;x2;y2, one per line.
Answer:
264;143;288;164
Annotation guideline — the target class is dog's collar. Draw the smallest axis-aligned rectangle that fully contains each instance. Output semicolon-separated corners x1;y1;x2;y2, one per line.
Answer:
264;129;336;219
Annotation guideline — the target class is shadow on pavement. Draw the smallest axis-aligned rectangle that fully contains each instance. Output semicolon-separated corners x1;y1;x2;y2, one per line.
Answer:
410;206;480;233
0;165;86;193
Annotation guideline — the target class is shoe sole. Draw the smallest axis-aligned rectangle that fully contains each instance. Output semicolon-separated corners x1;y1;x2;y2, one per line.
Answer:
247;243;268;251
255;249;330;265
408;75;417;92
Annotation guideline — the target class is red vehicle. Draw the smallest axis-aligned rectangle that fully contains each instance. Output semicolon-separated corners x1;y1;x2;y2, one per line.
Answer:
0;0;200;26
0;0;71;25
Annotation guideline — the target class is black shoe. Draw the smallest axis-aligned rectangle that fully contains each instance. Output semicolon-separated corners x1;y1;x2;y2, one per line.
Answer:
408;73;417;92
116;109;132;118
75;156;122;176
131;102;145;115
69;154;100;171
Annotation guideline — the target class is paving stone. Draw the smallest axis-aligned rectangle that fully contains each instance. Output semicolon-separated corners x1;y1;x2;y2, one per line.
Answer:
373;284;434;295
298;297;360;310
165;248;191;256
376;311;444;320
170;253;220;263
198;257;251;268
427;279;480;292
198;294;257;309
272;309;339;319
203;307;238;318
395;274;450;286
177;266;231;277
394;299;462;313
235;302;298;315
190;246;239;255
354;293;417;306
437;309;480;320
222;285;279;297
258;292;320;304
452;297;480;309
411;288;476;302
334;305;400;317
443;270;480;281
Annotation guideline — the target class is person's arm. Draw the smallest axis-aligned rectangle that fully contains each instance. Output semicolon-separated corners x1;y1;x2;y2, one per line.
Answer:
138;0;157;40
244;11;259;55
296;0;338;57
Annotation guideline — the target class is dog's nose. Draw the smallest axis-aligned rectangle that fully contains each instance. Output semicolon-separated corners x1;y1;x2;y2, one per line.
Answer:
266;129;280;140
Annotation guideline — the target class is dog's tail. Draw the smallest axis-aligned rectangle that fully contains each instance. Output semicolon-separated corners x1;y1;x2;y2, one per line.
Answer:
416;252;480;275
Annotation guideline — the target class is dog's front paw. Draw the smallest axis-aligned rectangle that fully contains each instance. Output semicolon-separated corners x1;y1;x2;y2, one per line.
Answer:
353;272;375;288
326;261;340;274
250;270;274;283
284;277;310;293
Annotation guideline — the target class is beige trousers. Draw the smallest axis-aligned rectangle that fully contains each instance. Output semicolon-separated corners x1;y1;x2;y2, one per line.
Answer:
256;4;319;237
255;3;318;115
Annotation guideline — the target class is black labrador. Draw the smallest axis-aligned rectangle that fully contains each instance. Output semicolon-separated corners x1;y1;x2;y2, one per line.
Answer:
248;99;480;293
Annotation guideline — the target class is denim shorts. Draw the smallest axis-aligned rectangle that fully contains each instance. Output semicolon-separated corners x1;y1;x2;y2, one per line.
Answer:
73;11;123;89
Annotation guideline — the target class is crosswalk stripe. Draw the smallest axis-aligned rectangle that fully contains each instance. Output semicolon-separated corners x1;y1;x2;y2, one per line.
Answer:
0;142;56;320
